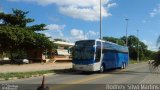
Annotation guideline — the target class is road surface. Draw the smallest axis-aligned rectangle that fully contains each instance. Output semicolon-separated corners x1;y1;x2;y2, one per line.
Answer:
0;62;160;90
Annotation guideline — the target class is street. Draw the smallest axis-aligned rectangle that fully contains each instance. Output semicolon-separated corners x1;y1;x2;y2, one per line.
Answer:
0;62;160;90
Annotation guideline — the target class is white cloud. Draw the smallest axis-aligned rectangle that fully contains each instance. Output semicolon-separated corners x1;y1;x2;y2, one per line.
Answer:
142;40;159;51
107;3;117;8
44;32;51;37
70;29;83;36
149;4;160;17
87;30;99;36
59;4;110;21
70;29;99;41
70;29;84;40
43;24;65;38
58;30;64;37
86;30;99;39
7;0;117;21
44;24;65;30
42;25;98;42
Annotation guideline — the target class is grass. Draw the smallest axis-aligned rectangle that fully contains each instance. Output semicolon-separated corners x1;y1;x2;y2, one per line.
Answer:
129;60;138;64
129;59;149;64
0;70;54;80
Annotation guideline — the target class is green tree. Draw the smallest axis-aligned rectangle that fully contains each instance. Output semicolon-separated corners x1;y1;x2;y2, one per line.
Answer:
0;9;46;31
0;9;56;59
103;37;125;45
151;36;160;68
0;9;33;27
103;35;152;60
54;38;66;42
151;51;160;69
121;35;149;60
157;36;160;48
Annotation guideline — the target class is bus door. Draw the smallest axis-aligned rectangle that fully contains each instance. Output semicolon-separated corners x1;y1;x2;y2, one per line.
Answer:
95;48;102;70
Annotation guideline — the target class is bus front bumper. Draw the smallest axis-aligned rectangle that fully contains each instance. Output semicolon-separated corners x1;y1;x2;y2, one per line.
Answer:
72;64;99;71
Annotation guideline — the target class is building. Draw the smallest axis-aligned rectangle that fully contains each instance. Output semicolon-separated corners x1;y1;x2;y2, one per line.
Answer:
53;41;74;62
26;40;74;63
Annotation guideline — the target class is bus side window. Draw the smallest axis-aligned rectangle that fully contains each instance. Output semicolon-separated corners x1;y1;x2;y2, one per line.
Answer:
95;49;101;62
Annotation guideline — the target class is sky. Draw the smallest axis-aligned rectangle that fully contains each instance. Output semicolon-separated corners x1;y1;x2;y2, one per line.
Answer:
0;0;160;51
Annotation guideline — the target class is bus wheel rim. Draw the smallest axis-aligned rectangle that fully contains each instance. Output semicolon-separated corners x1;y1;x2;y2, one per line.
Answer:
100;65;104;72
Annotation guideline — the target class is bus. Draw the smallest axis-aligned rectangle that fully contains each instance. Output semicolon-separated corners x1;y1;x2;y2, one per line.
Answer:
72;39;129;72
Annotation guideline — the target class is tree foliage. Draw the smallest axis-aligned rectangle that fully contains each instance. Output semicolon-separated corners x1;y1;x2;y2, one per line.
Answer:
157;36;160;47
0;9;33;27
151;51;160;68
0;9;56;59
151;36;160;68
0;9;46;31
54;38;66;42
103;35;153;60
103;37;125;45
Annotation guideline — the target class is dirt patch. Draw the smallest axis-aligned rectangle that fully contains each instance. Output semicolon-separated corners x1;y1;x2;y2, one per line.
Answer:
0;62;72;73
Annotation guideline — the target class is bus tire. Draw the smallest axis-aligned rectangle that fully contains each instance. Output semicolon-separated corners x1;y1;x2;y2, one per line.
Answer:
121;63;124;69
121;63;126;69
123;63;126;69
100;65;104;73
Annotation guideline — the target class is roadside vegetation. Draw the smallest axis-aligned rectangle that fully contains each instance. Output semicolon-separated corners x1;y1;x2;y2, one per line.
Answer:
0;70;54;80
150;36;160;69
129;59;149;64
103;36;155;61
129;60;138;64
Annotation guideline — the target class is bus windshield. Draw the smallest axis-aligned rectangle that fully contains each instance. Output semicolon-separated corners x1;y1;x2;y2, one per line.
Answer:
75;40;95;46
73;40;95;60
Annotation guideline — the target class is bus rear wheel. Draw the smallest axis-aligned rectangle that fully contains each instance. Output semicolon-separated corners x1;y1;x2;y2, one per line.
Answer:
121;63;126;69
123;63;126;69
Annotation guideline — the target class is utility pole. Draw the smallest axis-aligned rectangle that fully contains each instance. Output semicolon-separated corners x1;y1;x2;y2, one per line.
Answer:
84;30;85;40
125;19;129;46
100;0;103;63
100;0;102;40
137;29;139;63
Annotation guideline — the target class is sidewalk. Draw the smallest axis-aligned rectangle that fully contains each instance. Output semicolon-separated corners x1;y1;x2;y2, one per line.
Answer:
0;62;72;73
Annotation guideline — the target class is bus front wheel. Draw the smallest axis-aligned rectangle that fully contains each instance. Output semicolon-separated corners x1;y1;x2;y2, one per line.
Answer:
100;65;104;73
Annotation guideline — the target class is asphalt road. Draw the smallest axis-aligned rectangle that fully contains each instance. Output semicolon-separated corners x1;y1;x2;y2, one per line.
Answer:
1;62;160;90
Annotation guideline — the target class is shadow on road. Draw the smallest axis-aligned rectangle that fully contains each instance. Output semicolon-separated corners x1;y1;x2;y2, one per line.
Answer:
51;68;160;76
52;69;95;75
52;68;78;75
52;68;122;75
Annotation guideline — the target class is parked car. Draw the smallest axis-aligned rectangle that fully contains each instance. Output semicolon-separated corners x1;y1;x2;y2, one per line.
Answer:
13;59;29;64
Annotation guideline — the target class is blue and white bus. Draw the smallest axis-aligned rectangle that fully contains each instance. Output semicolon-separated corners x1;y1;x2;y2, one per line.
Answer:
72;39;129;72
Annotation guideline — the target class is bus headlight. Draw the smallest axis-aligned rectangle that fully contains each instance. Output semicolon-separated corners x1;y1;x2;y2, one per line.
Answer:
88;64;93;66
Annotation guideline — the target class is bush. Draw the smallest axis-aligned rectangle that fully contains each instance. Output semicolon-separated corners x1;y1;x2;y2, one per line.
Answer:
151;51;160;68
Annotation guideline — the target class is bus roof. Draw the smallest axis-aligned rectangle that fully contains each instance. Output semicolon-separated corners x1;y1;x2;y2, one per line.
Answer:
76;39;127;47
75;39;128;53
95;39;127;47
